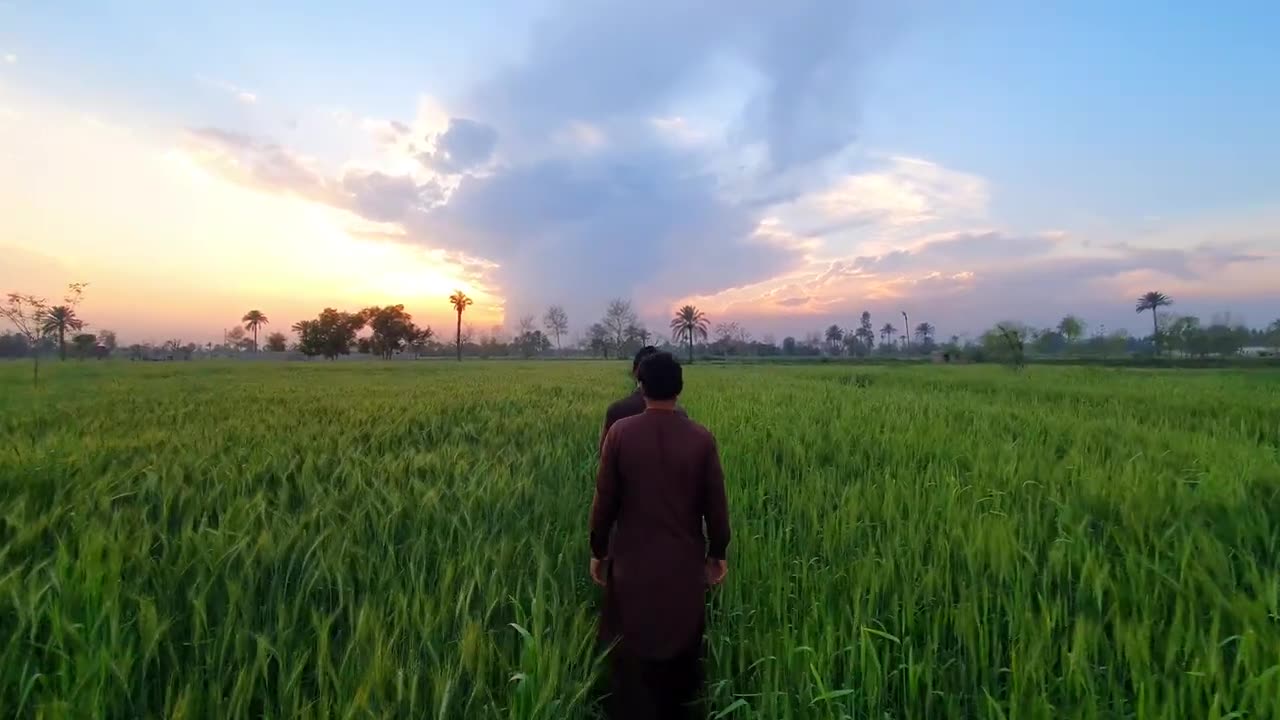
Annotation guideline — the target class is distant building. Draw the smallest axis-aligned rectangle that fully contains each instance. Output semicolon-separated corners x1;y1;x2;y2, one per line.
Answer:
1240;347;1277;358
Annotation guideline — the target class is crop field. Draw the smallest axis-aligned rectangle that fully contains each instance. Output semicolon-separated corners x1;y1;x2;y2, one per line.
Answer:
1;361;1278;719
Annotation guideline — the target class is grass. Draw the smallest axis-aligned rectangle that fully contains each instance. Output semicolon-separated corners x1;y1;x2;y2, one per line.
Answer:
1;361;1278;719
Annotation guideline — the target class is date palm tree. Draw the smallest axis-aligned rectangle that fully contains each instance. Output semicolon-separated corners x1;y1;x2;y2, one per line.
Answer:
824;324;844;355
669;305;709;364
449;290;473;362
1135;291;1172;354
242;310;269;352
41;306;83;361
879;323;897;350
914;322;935;345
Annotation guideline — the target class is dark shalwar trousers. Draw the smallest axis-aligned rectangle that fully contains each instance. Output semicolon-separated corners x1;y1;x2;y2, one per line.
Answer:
605;639;703;720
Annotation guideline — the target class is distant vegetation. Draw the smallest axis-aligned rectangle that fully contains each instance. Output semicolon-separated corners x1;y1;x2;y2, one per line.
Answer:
4;285;1279;367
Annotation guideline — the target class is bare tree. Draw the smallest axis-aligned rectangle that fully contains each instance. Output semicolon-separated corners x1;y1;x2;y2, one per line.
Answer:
602;299;637;355
2;292;48;386
543;305;569;354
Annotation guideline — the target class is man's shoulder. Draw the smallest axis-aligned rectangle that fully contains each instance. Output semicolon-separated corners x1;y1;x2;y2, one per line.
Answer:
679;415;714;442
605;392;644;421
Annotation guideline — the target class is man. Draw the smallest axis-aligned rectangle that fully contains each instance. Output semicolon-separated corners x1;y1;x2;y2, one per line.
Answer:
590;351;731;719
601;346;686;444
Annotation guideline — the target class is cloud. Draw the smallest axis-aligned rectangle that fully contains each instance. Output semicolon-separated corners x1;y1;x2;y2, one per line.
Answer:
183;129;442;223
197;77;258;104
2;54;15;65
341;170;443;222
470;0;897;172
676;226;1275;335
419;118;499;173
408;138;802;318
182;128;341;205
804;157;989;230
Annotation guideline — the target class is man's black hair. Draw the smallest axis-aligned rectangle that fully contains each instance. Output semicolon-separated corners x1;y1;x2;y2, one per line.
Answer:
632;345;660;373
637;351;683;401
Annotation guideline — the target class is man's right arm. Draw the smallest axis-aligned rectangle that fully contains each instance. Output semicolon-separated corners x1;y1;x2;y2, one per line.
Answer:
703;435;731;560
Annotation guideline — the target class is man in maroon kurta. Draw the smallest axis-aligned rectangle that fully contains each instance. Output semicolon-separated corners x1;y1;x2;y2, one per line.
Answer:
590;352;731;719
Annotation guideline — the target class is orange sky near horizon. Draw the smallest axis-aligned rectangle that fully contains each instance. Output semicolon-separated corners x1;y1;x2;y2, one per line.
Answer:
1;97;499;344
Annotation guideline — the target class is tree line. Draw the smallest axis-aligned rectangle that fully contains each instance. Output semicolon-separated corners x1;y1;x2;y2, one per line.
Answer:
5;286;1278;372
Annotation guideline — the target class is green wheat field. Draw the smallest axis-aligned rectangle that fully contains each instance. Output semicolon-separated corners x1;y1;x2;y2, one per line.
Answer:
1;361;1278;719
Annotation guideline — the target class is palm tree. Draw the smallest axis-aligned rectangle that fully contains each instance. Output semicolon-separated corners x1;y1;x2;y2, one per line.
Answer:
901;311;910;352
669;305;709;364
914;322;935;345
824;324;844;355
1135;291;1173;354
41;306;83;361
449;290;473;361
242;310;269;352
880;323;897;350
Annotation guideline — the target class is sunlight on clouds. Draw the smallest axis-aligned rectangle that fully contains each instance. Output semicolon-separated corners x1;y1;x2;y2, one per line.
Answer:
806;156;988;228
0;95;490;342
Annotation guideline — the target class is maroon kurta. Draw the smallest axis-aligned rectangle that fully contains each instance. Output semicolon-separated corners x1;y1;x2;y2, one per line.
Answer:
590;409;730;661
601;390;686;448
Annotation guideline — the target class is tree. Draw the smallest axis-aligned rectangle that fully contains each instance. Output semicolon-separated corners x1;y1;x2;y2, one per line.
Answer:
225;325;246;351
901;311;911;352
782;336;797;355
670;305;709;364
1057;315;1085;345
824;324;844;355
1135;291;1173;355
241;310;269;352
851;311;875;356
1164;316;1200;356
587;322;610;358
96;329;118;353
713;321;743;356
361;305;426;359
42;305;85;361
914;322;935;348
602;299;637;356
879;323;897;350
449;290;473;361
982;322;1032;368
515;328;552;358
294;308;365;360
2;292;50;385
71;333;97;359
627;324;652;345
543;305;569;354
264;331;288;352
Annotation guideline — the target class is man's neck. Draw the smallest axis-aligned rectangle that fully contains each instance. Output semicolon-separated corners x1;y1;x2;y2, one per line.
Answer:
644;398;678;411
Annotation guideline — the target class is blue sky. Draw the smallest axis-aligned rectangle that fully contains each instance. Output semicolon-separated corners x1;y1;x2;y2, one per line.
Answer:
1;0;1276;342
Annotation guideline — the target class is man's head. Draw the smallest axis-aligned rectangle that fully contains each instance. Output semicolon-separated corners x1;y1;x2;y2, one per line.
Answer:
637;351;683;402
631;345;660;379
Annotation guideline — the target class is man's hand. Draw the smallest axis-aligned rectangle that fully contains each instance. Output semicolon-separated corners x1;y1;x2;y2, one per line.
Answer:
590;557;607;587
705;558;728;587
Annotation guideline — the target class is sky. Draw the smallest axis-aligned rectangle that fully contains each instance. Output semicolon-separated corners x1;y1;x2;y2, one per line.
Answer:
2;0;1277;344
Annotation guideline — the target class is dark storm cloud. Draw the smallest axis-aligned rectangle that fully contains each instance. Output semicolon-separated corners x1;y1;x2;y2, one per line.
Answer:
419;118;499;174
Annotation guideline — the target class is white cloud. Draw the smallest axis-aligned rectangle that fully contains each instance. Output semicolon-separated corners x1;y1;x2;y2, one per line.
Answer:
3;53;16;65
197;76;258;105
807;156;988;228
650;115;707;145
